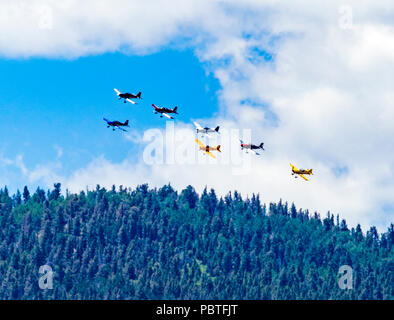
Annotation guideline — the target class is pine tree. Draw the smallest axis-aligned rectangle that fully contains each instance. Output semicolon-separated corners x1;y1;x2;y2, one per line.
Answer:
23;186;30;203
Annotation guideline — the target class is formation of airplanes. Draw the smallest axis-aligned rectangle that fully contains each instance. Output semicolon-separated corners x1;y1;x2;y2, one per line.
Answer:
105;88;314;181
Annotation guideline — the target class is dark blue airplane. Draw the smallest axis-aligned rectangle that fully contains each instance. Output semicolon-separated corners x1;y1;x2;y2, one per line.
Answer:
103;118;129;132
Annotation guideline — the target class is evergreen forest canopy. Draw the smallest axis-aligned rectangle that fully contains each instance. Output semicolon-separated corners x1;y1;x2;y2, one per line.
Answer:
0;183;392;300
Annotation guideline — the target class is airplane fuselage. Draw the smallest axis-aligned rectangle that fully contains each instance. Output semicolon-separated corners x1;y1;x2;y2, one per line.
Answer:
197;128;214;133
120;93;140;99
104;118;129;127
152;104;178;114
199;145;217;152
292;169;312;175
108;121;128;127
197;126;219;134
158;108;174;113
241;144;263;150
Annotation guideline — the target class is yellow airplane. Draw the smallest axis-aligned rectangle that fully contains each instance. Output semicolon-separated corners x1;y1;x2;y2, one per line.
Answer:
195;139;221;158
290;163;313;181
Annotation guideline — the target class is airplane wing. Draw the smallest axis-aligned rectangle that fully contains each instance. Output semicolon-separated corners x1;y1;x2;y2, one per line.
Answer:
299;174;309;181
193;122;203;130
250;149;260;155
117;126;128;132
195;139;206;149
103;118;110;123
162;113;174;119
126;98;137;105
114;88;121;96
206;151;216;159
290;163;299;171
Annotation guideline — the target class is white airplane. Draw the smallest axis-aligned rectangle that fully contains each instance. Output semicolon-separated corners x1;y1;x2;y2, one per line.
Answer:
114;88;142;104
193;122;220;138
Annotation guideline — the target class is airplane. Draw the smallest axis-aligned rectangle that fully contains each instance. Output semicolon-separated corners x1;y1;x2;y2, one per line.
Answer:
114;88;142;104
290;163;313;181
103;118;130;132
193;122;220;137
240;140;265;155
151;104;178;119
195;139;221;158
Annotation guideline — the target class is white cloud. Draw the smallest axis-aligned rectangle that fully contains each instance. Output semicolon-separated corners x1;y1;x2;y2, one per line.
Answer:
2;1;394;232
0;0;219;58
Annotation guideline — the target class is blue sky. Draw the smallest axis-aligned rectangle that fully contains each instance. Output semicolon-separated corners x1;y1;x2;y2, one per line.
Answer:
0;50;221;192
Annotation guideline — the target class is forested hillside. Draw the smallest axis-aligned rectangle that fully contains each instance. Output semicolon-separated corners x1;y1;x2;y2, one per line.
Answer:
0;183;392;299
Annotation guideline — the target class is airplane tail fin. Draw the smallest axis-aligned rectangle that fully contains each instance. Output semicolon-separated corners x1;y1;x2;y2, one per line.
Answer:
310;169;313;175
124;120;129;126
137;92;142;98
173;106;178;113
260;142;265;149
215;126;220;132
217;145;221;152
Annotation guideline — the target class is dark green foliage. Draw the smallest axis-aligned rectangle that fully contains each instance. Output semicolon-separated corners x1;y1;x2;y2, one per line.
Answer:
0;183;392;300
23;186;30;203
